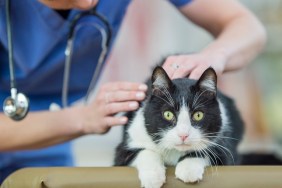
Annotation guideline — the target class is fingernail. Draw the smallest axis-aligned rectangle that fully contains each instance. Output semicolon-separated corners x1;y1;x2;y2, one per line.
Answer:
120;117;127;124
136;92;145;99
129;102;138;109
139;84;148;91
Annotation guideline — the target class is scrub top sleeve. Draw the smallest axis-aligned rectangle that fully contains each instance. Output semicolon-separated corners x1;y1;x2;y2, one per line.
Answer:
169;0;193;7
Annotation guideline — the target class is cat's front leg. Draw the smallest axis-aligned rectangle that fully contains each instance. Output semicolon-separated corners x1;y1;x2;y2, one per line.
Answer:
175;157;209;183
131;149;166;188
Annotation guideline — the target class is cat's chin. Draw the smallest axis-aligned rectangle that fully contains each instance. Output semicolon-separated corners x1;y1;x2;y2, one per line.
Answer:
174;144;194;152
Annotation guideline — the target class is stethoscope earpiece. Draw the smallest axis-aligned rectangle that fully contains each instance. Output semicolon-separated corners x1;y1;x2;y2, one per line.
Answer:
3;92;29;121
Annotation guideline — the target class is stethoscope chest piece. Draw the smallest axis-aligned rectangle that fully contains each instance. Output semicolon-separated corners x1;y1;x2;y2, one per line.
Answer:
3;92;29;121
4;0;29;121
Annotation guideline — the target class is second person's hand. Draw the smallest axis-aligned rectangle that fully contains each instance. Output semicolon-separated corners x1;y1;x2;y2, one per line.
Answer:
69;81;147;135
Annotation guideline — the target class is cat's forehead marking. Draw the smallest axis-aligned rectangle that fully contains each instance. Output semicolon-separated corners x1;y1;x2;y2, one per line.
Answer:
176;95;191;110
181;97;186;107
177;104;191;128
178;106;189;119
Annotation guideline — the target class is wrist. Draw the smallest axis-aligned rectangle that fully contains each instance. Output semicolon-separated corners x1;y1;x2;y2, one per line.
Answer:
201;46;229;71
60;106;85;137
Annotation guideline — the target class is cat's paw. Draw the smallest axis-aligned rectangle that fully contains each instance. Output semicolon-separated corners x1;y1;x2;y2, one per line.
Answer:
139;166;166;188
175;158;206;183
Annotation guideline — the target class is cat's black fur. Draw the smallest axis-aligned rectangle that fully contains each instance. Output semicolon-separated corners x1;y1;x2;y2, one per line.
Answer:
114;66;243;175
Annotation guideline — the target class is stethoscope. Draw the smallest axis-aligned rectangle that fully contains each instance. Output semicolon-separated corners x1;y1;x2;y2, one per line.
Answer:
3;0;111;121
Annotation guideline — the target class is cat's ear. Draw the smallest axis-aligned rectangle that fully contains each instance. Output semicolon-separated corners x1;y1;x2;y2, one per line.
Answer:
195;67;217;96
151;66;173;95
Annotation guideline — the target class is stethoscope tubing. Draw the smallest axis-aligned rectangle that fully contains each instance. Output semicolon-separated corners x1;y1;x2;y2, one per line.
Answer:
68;9;112;46
62;7;112;107
5;0;16;90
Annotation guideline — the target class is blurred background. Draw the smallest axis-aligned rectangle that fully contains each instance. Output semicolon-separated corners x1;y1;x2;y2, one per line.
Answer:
72;0;282;166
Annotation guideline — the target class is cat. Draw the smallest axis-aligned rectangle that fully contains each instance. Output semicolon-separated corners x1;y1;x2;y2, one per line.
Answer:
114;66;243;188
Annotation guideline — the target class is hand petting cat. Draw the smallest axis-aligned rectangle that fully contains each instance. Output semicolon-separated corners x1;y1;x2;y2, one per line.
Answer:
162;50;226;80
72;81;147;134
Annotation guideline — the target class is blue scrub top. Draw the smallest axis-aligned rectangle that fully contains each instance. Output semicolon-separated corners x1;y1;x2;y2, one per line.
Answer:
0;0;192;182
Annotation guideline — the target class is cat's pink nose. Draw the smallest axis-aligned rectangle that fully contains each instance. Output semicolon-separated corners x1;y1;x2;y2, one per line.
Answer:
179;135;188;142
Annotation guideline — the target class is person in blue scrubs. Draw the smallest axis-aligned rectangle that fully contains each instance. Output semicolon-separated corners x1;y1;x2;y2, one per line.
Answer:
0;0;266;183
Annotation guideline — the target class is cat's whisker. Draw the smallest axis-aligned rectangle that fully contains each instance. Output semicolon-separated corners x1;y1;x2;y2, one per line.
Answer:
201;132;236;142
193;98;214;110
197;147;216;174
202;139;235;165
153;87;175;107
201;148;219;177
201;132;220;136
156;86;171;101
193;98;207;108
192;90;209;108
193;102;210;109
160;85;175;104
202;131;233;136
204;140;230;157
151;127;171;139
193;139;226;165
150;132;161;138
192;91;203;107
192;144;217;178
205;146;223;166
193;142;218;178
160;85;175;106
152;93;173;107
204;136;239;141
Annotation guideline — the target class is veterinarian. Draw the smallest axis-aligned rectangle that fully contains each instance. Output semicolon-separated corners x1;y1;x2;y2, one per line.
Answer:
0;0;266;183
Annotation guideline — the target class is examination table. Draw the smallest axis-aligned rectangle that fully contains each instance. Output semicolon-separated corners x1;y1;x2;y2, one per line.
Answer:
1;166;282;188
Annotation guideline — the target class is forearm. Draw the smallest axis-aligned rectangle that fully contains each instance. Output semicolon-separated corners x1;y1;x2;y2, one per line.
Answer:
180;0;267;72
200;12;266;72
0;81;147;151
0;107;83;151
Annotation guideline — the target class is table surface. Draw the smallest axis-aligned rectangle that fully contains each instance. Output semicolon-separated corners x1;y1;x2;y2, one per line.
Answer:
1;166;282;188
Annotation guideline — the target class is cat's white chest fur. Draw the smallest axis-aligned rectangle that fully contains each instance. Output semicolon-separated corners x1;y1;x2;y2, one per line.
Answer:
127;106;208;188
162;149;185;166
127;107;183;158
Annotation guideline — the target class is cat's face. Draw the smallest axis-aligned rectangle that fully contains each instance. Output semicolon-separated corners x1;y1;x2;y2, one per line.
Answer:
144;67;224;152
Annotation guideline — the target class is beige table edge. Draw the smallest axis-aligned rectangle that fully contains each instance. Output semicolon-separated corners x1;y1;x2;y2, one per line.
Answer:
1;166;282;188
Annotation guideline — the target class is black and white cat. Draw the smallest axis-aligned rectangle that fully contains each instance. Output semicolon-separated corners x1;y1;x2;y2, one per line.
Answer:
114;66;243;188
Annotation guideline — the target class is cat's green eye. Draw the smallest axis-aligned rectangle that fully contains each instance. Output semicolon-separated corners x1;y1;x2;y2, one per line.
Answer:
192;111;204;121
163;111;175;121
